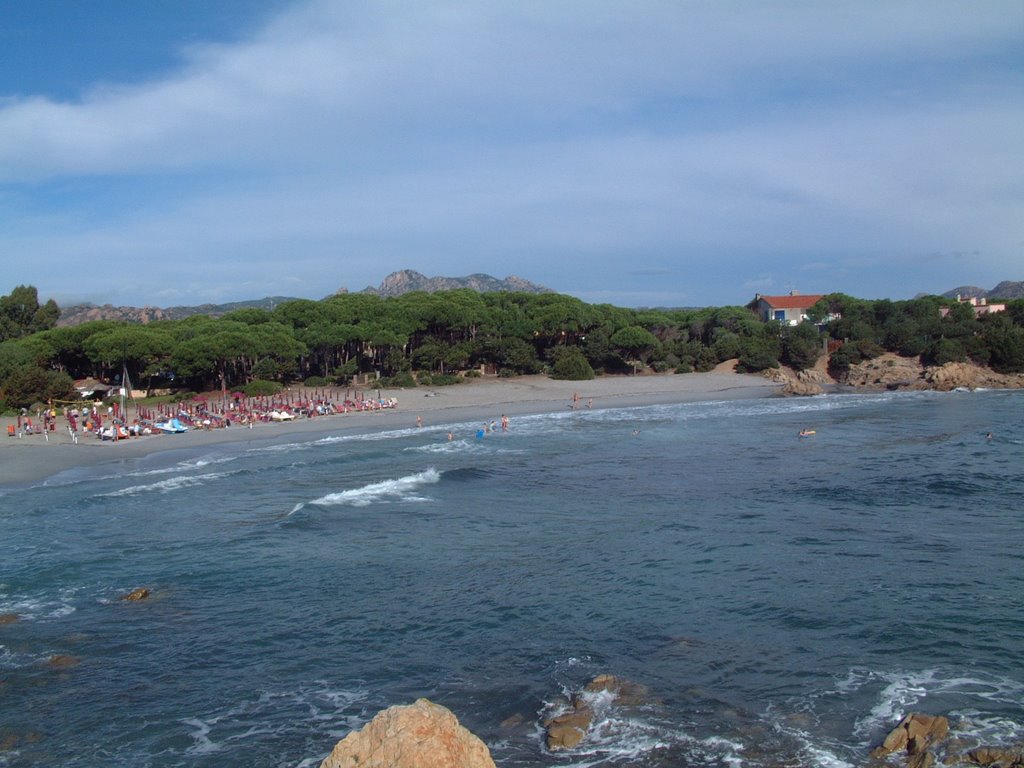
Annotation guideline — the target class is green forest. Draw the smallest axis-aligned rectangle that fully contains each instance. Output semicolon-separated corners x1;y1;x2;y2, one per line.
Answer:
2;284;1023;412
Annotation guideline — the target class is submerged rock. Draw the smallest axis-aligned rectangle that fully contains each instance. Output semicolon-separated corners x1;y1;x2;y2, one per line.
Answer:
0;613;20;625
319;698;496;768
119;588;150;601
966;746;1024;766
544;674;652;752
545;706;594;751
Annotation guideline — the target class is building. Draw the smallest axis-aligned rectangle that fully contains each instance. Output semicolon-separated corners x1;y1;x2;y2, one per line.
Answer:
939;295;1006;318
753;291;827;326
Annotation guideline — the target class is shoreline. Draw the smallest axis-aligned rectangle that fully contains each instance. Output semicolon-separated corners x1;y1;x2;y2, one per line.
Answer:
0;372;781;489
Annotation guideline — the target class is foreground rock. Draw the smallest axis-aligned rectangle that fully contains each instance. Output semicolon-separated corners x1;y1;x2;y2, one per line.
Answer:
120;588;150;601
319;698;496;768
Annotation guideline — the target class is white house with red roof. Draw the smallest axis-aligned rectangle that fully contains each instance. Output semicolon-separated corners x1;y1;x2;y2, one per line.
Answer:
753;291;827;325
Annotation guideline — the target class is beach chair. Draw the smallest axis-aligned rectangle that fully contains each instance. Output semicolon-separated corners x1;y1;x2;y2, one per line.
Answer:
6;425;14;437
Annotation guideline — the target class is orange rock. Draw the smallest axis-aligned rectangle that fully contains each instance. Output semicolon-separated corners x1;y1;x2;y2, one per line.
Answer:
319;698;495;768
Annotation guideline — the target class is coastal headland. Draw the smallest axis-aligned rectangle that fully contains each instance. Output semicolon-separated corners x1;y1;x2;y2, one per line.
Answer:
0;370;779;488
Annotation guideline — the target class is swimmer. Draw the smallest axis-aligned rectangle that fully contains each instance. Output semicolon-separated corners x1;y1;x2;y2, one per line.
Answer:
447;431;454;441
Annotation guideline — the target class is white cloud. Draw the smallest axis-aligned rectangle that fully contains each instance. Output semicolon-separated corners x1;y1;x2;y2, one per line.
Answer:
1;0;1021;306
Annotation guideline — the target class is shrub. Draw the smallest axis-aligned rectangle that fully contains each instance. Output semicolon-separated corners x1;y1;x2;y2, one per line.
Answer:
464;369;482;378
243;380;283;397
922;338;966;367
304;376;331;387
549;347;595;380
378;372;417;388
419;374;460;386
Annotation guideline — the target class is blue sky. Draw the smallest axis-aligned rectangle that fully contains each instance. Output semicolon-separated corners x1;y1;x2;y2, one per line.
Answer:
2;1;1022;309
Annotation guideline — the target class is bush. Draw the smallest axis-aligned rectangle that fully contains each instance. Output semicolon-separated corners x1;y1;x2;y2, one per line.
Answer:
736;348;779;373
0;366;76;409
464;369;482;378
377;372;417;388
922;338;966;367
549;347;595;380
674;362;693;374
418;373;461;386
304;376;331;387
243;379;283;396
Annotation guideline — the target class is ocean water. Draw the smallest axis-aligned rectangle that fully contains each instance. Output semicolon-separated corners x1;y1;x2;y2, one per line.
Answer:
2;388;1022;767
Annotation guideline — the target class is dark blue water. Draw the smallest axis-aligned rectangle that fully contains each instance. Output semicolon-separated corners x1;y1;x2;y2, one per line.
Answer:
2;389;1022;767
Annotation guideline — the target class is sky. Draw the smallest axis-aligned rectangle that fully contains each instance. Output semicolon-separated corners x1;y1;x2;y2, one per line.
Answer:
1;1;1022;310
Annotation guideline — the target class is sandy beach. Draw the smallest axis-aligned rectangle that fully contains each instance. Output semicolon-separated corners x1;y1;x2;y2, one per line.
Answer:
0;371;779;488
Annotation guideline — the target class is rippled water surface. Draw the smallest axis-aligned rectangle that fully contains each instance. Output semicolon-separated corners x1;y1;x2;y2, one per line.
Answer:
2;389;1023;766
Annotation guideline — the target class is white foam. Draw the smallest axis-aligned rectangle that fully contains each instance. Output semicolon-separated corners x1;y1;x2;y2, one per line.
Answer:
308;468;441;507
181;684;366;758
99;471;236;497
848;668;1024;740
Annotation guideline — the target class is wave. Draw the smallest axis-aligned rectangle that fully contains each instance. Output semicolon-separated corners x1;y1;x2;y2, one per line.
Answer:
98;470;237;497
303;468;442;508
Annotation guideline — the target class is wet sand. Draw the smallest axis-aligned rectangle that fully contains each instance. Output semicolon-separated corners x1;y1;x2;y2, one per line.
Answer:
0;371;779;488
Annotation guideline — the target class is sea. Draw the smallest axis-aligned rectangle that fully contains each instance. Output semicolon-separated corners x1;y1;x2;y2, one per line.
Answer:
2;388;1022;767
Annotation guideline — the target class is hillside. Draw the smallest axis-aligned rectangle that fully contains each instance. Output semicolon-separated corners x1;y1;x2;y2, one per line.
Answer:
56;297;297;327
56;271;552;326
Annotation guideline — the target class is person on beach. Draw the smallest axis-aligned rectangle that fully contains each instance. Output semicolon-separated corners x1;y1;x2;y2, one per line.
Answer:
501;414;509;432
416;415;423;428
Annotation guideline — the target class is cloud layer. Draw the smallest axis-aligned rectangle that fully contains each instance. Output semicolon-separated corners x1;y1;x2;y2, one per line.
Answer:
2;1;1022;307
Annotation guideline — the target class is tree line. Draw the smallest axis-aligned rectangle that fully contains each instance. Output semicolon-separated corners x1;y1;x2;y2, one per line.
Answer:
1;284;1023;411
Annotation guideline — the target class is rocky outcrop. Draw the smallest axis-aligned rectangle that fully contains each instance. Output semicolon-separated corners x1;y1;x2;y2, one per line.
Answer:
845;353;926;389
870;712;949;764
544;674;651;751
924;361;1024;391
765;359;835;396
363;270;551;297
120;587;151;601
319;698;496;768
844;354;1024;391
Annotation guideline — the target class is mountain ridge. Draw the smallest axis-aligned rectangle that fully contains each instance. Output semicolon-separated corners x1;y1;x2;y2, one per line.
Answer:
940;280;1024;300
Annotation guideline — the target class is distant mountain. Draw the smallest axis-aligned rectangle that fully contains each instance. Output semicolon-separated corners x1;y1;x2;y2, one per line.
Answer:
56;297;298;327
941;281;1024;300
357;270;552;297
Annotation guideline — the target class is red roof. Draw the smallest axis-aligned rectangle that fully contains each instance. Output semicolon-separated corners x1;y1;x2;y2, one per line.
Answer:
758;294;824;310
